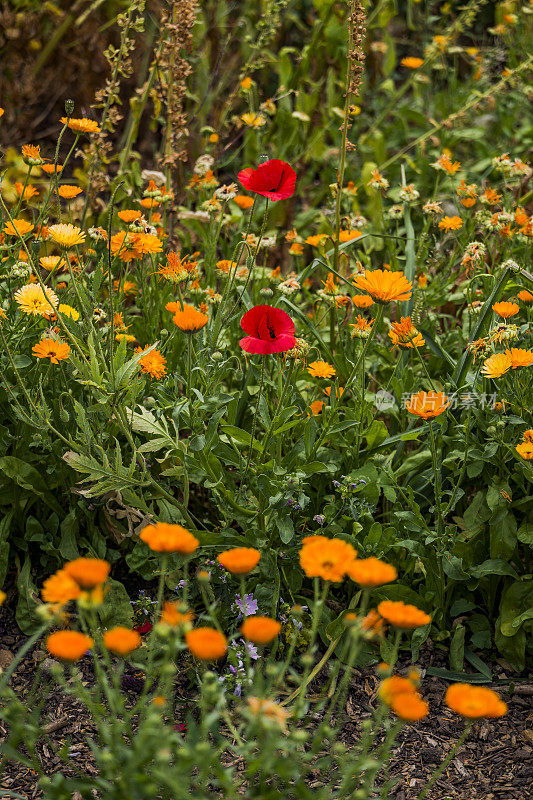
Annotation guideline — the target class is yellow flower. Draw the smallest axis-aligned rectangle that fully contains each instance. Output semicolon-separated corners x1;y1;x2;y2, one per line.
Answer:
241;112;266;128
353;269;412;303
307;360;336;378
39;255;65;272
60;116;100;134
58;304;80;321
240;77;253;90
48;223;86;247
15;284;58;318
481;353;512;378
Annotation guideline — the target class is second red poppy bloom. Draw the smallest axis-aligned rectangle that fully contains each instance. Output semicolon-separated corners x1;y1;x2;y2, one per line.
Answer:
239;305;296;354
237;159;296;201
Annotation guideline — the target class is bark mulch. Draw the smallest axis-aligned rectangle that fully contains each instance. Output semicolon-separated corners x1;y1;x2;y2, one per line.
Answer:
1;606;532;800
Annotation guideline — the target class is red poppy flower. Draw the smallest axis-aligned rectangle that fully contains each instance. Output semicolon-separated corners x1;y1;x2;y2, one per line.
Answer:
237;159;296;201
239;305;296;354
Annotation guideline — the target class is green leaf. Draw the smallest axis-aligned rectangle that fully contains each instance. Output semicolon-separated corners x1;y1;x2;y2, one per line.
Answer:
0;456;63;515
275;516;294;544
59;509;80;561
98;579;133;629
517;521;533;545
15;556;40;634
470;559;518;579
499;581;533;636
450;624;465;671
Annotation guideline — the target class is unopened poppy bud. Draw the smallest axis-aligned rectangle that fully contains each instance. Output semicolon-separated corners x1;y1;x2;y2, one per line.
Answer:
211;351;223;361
64;99;74;116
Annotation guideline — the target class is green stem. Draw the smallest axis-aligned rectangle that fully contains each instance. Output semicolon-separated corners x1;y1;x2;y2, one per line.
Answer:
242;357;265;483
417;723;472;800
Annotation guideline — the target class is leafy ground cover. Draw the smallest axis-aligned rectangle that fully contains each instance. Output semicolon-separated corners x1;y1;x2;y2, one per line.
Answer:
0;0;532;797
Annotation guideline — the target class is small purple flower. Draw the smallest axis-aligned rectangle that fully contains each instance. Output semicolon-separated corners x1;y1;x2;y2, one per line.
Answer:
313;514;325;525
234;593;258;617
286;498;293;506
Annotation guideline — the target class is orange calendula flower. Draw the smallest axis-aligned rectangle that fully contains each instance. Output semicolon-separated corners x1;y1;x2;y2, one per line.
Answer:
405;390;450;419
33;338;70;364
173;304;208;333
309;399;325;415
217;547;261;574
445;684;507;719
308;361;336;379
14;182;39;201
186;627;227;660
305;234;328;247
136;347;167;380
42;569;81;604
289;242;303;255
338;229;362;243
516;442;533;460
346;557;398;588
48;223;85;247
57;185;82;199
21;144;42;165
15;284;58;317
522;430;533;443
241;616;282;644
60;116;101;134
517;289;533;303
324;386;344;398
353;269;412;303
432;153;461;174
350;315;374;338
247;697;288;730
505;348;533;368
158;251;198;281
390;691;429;721
103;627;142;656
492;301;519;319
377;600;431;629
140;522;199;554
216;259;238;274
481;353;512;378
299;535;357;582
481;188;501;205
134;232;163;255
64;558;110;590
401;57;424;69
4;218;34;236
41;163;63;175
388;317;425;348
117;209;142;223
234;194;254;210
438;215;463;232
47;630;94;661
352;294;374;308
160;601;194;627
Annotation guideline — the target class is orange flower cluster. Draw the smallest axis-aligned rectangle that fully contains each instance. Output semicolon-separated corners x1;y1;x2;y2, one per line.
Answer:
379;674;428;721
